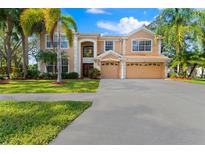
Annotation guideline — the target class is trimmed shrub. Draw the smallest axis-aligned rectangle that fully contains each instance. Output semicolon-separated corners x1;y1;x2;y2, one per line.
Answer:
88;68;101;79
61;72;69;79
27;70;41;79
0;75;4;80
67;72;79;79
169;72;177;78
39;72;51;80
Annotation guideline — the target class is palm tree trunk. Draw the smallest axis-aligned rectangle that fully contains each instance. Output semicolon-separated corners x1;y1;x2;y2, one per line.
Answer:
22;33;29;79
5;15;13;78
56;18;62;83
188;64;197;78
57;50;62;82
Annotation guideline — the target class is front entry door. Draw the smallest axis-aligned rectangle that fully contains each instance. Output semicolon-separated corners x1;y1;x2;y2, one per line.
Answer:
83;63;93;77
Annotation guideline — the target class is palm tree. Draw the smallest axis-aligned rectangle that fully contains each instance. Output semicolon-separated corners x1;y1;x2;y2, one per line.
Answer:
0;9;21;77
20;8;77;83
155;9;204;74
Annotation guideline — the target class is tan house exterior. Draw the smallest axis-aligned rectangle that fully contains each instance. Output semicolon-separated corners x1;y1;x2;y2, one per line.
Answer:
39;26;169;79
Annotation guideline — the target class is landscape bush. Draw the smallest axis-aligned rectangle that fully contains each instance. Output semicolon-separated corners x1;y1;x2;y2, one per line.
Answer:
66;72;79;79
0;75;4;80
88;68;101;79
169;72;177;78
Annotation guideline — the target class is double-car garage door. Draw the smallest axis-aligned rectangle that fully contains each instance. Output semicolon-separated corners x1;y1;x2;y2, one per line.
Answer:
126;62;164;79
101;62;165;79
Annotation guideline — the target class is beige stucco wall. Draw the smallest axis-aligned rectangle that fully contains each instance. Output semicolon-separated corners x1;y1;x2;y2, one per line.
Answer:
97;37;123;55
125;29;159;56
40;31;75;73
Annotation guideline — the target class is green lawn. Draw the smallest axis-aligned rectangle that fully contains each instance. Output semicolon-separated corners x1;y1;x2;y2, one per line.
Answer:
0;80;100;93
183;79;205;85
0;100;91;144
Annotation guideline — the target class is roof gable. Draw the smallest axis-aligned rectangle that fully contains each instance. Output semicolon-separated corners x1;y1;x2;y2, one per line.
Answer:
128;26;155;36
96;50;122;60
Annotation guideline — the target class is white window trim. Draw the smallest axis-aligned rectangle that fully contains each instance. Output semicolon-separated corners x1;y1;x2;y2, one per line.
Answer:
104;40;115;52
131;38;152;53
45;33;69;49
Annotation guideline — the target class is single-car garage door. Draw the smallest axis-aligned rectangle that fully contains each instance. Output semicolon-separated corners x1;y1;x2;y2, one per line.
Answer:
101;62;119;79
126;62;165;79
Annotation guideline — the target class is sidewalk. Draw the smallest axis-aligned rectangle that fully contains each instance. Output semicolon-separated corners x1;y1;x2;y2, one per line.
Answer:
0;93;95;101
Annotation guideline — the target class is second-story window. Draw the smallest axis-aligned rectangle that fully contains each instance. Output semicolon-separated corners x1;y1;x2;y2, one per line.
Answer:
83;46;94;57
46;33;68;49
104;41;114;51
60;34;69;49
132;40;152;52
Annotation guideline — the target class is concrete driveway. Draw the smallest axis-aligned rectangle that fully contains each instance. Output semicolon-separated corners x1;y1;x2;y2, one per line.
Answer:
52;79;205;144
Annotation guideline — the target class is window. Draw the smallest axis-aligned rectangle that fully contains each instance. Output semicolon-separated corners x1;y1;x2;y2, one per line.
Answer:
46;59;68;73
104;41;114;51
83;46;94;57
60;34;69;49
62;59;68;72
132;40;151;52
46;33;68;49
46;34;58;48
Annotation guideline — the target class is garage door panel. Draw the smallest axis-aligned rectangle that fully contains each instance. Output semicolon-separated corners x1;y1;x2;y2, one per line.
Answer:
101;62;119;79
126;62;164;79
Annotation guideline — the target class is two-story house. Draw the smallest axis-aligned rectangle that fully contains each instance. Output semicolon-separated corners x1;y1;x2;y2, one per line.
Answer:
39;26;169;79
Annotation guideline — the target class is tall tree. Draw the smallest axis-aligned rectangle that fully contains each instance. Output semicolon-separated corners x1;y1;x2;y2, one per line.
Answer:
152;9;204;74
0;9;21;77
20;8;77;83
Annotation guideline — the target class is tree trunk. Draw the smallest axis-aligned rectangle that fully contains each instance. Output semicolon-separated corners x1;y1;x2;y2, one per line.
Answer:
57;50;62;83
5;15;13;78
22;33;29;79
201;67;204;78
56;18;62;83
177;64;180;75
188;64;197;78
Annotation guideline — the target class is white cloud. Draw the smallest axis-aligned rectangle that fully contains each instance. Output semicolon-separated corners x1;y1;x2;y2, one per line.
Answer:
86;8;110;15
97;17;150;35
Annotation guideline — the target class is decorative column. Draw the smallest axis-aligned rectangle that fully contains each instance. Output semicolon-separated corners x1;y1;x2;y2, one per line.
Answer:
121;61;126;79
164;62;168;78
73;33;79;73
93;40;97;68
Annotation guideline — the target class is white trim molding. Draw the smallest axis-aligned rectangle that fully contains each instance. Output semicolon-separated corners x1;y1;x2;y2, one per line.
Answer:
122;39;126;55
131;38;153;53
96;50;123;60
78;39;97;77
121;61;126;79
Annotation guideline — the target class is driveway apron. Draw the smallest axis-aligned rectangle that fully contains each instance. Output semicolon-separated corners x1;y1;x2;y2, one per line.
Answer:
52;79;205;144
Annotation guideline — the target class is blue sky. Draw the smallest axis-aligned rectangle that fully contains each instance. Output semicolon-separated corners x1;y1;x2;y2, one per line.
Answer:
61;8;161;35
